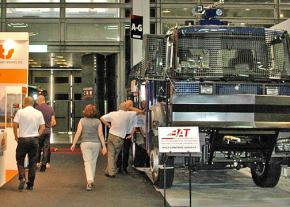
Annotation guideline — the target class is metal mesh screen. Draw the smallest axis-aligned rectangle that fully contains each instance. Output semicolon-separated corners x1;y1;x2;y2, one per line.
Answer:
173;26;290;80
141;34;167;79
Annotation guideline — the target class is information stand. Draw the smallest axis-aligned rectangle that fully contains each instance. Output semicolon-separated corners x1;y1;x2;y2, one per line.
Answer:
158;127;200;207
0;32;29;187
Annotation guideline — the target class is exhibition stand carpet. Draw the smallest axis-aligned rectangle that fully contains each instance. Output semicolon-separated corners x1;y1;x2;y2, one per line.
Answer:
0;144;165;207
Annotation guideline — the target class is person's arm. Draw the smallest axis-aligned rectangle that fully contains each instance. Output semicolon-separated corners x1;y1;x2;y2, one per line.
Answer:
70;121;82;151
98;123;107;155
13;122;19;142
129;106;144;115
51;115;56;127
100;117;111;129
39;124;45;136
39;113;46;136
13;110;20;142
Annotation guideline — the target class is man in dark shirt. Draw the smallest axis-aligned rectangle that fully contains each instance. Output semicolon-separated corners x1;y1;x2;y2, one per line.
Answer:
35;95;56;172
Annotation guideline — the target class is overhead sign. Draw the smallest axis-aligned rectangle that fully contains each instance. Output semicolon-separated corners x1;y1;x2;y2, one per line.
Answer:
131;15;143;40
158;127;200;153
0;32;29;84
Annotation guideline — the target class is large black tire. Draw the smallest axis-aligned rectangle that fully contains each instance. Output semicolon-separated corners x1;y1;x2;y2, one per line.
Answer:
150;149;175;189
153;167;175;189
251;159;282;188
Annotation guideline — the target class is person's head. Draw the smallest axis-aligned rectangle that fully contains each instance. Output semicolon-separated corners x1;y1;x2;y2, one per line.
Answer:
125;100;133;110
119;102;127;111
37;95;46;105
24;96;34;107
83;104;99;118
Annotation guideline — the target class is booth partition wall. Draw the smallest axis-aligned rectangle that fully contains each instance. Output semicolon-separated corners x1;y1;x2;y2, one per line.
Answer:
0;0;289;133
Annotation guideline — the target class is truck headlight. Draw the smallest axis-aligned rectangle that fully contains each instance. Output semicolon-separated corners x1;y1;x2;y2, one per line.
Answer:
200;84;213;95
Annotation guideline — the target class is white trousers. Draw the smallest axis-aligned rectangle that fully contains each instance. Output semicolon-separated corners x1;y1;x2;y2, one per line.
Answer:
80;142;101;183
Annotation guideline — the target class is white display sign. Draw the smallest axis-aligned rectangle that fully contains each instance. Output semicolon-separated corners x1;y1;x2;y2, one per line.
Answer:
158;127;200;153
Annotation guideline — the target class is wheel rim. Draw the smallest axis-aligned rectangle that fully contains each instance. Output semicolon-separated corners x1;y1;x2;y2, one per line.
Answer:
150;149;160;180
254;162;266;176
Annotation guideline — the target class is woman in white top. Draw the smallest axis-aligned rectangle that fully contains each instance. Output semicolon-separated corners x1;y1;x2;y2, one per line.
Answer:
71;104;107;191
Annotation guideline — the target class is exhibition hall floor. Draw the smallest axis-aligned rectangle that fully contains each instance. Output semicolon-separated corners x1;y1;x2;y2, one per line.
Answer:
1;133;290;207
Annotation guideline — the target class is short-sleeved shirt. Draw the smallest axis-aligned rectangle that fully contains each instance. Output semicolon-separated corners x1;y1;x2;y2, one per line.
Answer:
13;106;45;138
101;110;137;139
36;103;55;134
126;111;138;134
80;118;101;143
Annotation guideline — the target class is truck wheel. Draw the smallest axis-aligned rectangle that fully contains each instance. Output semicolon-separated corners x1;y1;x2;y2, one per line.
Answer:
150;148;174;189
251;160;282;187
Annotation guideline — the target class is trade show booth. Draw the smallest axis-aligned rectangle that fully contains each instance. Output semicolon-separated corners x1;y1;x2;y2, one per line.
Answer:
0;32;29;187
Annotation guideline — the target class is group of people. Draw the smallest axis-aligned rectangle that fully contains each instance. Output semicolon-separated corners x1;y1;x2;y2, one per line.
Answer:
71;99;143;190
13;95;144;192
13;95;56;191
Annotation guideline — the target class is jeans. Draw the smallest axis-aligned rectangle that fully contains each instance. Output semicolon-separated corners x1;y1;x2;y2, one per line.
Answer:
80;142;101;183
105;134;124;176
16;137;39;186
37;133;50;166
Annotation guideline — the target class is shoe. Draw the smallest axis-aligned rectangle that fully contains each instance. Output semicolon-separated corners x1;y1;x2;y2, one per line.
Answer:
40;165;46;172
18;179;26;191
46;163;50;169
26;184;33;191
105;173;115;178
86;183;92;191
36;163;41;168
123;168;128;174
26;182;33;190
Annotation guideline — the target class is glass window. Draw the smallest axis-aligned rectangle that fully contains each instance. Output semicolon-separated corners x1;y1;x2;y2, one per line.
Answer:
66;8;119;18
6;8;60;18
74;77;82;83
281;0;290;3
161;7;194;17
7;0;59;2
7;23;60;42
55;94;69;100
66;0;119;2
34;77;49;83
74;94;82;100
125;8;131;18
150;23;156;34
223;8;274;18
280;10;290;18
150;8;156;18
66;23;120;41
54;77;69;83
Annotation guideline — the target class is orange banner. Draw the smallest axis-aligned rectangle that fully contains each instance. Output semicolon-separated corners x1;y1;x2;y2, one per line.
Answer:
0;69;27;84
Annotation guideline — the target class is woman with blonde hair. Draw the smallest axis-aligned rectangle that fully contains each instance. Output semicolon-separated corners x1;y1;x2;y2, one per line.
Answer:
71;104;107;191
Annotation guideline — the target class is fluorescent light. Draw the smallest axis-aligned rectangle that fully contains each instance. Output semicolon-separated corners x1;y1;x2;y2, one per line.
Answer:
162;9;171;13
7;23;28;28
29;45;47;53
